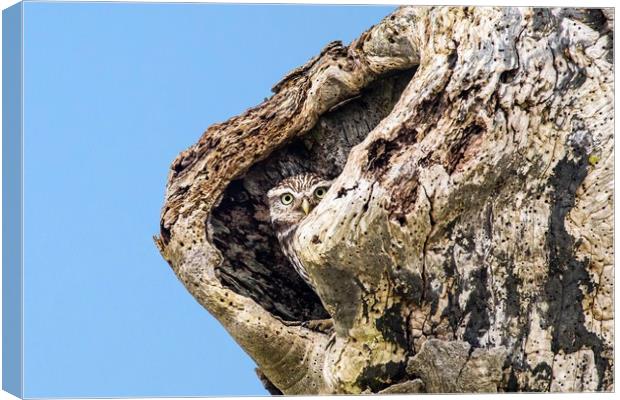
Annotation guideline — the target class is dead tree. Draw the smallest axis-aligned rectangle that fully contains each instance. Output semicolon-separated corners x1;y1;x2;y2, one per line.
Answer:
154;6;614;394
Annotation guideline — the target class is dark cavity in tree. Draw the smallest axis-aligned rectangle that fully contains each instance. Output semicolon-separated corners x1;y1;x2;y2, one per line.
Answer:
210;69;417;321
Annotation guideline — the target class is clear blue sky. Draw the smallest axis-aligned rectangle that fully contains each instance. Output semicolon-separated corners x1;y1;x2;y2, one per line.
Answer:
21;2;395;397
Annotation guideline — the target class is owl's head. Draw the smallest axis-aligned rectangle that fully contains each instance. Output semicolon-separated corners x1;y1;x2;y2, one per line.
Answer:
267;173;332;235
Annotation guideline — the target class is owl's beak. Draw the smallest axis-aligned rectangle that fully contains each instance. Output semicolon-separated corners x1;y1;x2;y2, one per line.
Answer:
301;198;311;215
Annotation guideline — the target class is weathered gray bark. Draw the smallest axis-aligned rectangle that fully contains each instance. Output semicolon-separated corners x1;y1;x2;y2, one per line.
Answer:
155;6;614;394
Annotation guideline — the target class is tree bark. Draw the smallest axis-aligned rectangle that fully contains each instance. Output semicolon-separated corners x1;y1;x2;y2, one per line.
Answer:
155;6;614;394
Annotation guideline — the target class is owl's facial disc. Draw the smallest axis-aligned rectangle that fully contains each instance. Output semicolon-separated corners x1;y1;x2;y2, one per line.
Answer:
267;175;333;231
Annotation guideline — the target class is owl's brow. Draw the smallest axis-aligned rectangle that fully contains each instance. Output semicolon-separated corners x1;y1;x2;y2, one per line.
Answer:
309;180;333;191
267;187;296;198
267;174;333;199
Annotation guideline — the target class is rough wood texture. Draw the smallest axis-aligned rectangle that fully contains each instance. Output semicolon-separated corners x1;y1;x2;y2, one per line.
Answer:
406;339;506;393
155;6;613;394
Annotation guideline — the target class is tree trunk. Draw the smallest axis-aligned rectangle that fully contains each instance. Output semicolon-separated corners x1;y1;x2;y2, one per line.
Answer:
154;6;614;394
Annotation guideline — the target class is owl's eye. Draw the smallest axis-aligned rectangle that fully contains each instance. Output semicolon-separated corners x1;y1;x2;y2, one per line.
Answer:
280;193;294;205
314;187;327;199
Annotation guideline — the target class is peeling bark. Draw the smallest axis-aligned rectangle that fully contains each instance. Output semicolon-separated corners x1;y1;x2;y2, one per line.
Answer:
155;6;614;394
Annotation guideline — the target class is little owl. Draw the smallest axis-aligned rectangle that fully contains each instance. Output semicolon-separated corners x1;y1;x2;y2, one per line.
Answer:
267;173;332;292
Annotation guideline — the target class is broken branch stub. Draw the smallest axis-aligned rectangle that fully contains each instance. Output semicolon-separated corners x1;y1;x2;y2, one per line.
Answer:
156;6;614;394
